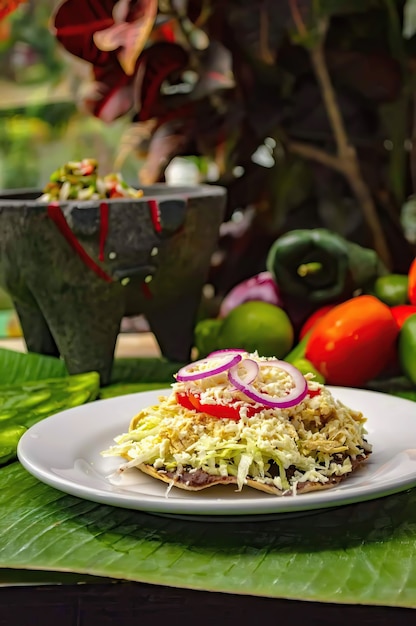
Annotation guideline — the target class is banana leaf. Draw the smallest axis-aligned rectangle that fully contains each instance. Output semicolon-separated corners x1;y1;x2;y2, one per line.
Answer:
0;348;100;466
100;381;171;399
0;347;415;607
0;348;67;384
110;357;184;384
103;356;182;398
0;462;415;608
0;371;99;427
0;348;182;387
0;371;100;465
366;376;416;402
0;348;182;465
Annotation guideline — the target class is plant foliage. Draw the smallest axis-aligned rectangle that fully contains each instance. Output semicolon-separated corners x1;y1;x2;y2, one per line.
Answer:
4;1;416;285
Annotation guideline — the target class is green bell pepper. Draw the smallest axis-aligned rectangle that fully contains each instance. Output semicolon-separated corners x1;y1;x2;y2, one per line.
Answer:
291;357;325;383
266;228;387;304
398;313;416;385
284;331;311;363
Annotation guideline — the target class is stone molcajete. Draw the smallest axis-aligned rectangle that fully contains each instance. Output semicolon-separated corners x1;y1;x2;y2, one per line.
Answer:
0;185;226;384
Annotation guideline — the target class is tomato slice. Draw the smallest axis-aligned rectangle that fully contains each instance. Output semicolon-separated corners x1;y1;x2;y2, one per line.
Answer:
308;389;321;398
176;391;265;420
176;392;196;411
80;163;94;176
187;392;241;421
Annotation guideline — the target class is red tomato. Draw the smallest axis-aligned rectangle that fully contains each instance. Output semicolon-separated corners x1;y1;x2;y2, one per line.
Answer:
299;305;336;339
176;391;264;420
391;304;416;329
80;163;94;176
0;1;25;22
176;392;195;411
305;295;398;387
308;389;321;398
109;189;124;198
408;258;416;305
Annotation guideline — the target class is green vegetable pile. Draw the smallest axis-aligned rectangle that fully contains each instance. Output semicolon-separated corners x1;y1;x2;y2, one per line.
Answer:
39;158;143;202
196;228;416;398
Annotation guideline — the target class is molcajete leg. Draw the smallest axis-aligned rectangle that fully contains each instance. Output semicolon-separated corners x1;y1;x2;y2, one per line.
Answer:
13;299;59;358
33;284;125;386
145;289;203;363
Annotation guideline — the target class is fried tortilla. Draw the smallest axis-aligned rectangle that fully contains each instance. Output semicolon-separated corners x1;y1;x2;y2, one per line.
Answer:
135;452;370;495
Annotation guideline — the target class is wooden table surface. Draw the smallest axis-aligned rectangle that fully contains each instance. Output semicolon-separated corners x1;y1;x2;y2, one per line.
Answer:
1;580;415;626
0;332;162;359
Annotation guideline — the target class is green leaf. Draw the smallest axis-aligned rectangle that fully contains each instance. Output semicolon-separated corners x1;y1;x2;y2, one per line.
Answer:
0;372;100;464
289;1;378;49
319;0;379;16
379;96;409;205
366;376;416;402
110;358;184;385
100;382;170;399
0;288;13;311
401;196;416;244
290;26;323;50
403;0;416;38
0;348;67;385
0;425;26;465
0;463;416;606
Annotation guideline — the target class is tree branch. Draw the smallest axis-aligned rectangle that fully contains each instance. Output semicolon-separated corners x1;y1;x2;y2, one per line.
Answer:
308;21;350;157
411;93;416;195
288;140;344;173
288;0;308;39
288;9;392;268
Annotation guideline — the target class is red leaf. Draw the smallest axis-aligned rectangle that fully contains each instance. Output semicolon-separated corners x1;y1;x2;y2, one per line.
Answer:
134;42;189;121
154;20;176;43
190;41;235;101
52;0;158;74
81;60;136;121
94;0;158;75
52;0;116;66
139;118;193;184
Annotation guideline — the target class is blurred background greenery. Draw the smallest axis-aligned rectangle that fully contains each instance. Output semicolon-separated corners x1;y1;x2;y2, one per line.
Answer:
0;0;140;189
1;0;416;295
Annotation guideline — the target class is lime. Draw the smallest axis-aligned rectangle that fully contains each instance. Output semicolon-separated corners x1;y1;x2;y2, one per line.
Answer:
194;317;223;358
372;274;409;307
217;301;294;358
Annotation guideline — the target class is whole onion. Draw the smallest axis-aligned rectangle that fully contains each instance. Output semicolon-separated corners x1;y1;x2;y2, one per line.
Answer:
219;271;282;318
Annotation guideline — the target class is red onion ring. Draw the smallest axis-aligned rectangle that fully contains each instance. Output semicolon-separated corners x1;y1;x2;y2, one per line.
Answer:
207;349;247;358
228;359;307;409
219;271;281;317
176;353;243;382
227;358;259;387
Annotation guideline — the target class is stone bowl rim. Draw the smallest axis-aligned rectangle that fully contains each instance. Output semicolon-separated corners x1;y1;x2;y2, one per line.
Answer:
0;183;226;207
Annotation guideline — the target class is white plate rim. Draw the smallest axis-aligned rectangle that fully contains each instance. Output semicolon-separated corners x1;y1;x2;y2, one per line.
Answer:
17;386;416;517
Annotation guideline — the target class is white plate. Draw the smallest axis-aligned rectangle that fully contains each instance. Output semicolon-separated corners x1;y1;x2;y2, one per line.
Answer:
17;387;416;518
